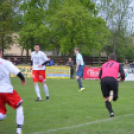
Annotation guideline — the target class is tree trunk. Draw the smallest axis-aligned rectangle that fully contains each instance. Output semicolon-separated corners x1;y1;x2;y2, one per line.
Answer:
20;48;24;63
99;51;101;64
113;36;117;54
26;49;29;64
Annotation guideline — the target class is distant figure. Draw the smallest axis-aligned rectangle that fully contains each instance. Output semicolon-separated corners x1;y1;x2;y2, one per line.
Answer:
66;58;74;78
48;58;54;66
99;53;125;117
74;47;85;91
30;44;50;102
130;60;134;68
124;60;130;68
7;57;11;62
125;60;128;64
13;58;20;65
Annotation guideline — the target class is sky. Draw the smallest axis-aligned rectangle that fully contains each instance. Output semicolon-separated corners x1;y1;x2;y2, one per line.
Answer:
128;0;134;33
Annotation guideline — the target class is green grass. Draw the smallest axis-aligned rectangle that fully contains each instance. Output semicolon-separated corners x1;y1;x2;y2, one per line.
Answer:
1;78;134;134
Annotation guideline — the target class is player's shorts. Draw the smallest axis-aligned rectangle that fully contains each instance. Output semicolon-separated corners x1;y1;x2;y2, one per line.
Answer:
76;65;84;78
0;90;23;115
101;77;118;99
32;70;46;83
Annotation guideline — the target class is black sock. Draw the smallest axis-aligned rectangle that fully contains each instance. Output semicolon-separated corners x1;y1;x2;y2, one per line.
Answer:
105;101;113;113
17;124;22;128
77;78;83;88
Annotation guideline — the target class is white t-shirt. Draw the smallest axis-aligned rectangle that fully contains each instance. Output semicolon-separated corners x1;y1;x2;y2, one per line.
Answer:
0;58;20;93
31;51;48;70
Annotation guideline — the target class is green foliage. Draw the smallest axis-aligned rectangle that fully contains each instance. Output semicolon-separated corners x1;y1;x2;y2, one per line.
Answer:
19;0;48;50
49;0;108;55
0;0;22;53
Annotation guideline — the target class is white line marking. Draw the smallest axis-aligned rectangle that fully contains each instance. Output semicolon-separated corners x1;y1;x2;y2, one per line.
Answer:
32;113;134;134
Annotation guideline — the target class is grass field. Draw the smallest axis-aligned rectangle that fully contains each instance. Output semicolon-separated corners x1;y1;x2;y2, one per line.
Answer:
1;78;134;134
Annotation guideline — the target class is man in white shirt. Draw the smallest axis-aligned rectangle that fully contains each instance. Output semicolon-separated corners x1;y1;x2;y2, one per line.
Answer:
30;44;50;101
74;47;85;91
0;48;26;134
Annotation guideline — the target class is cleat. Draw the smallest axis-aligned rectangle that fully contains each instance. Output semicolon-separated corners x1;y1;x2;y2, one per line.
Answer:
46;96;49;101
108;90;113;102
79;87;85;91
16;131;23;134
109;112;114;117
35;97;42;102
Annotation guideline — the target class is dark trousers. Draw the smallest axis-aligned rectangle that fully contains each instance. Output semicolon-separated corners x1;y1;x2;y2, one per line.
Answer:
71;68;74;78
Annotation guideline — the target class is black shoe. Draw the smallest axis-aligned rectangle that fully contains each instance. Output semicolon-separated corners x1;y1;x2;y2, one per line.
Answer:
36;97;42;102
46;96;49;101
109;112;114;117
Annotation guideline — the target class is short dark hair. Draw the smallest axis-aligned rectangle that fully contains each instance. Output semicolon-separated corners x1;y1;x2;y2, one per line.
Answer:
108;53;116;60
34;43;40;46
74;47;79;51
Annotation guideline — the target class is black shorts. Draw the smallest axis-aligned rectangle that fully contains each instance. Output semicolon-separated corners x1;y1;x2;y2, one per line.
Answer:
101;77;118;99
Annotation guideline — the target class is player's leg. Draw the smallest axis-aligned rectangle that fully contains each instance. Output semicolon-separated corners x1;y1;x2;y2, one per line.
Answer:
76;66;84;91
16;105;24;134
0;93;7;121
32;70;42;101
42;82;49;101
101;81;114;117
6;90;24;134
39;70;49;101
113;82;118;102
34;82;42;101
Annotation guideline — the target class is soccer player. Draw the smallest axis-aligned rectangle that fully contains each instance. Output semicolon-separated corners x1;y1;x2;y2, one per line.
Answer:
99;53;125;117
30;44;50;101
0;48;26;134
74;47;85;91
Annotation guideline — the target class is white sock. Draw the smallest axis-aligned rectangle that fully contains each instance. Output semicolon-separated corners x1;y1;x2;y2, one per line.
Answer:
16;106;24;134
43;84;49;96
34;84;41;98
0;113;6;120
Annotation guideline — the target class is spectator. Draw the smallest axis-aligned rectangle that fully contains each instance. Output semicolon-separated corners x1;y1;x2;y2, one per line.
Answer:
47;58;54;66
130;60;134;68
66;58;74;78
13;58;20;65
7;57;11;62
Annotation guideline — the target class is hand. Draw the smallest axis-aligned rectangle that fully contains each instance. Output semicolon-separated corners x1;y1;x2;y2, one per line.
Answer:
38;64;42;68
30;66;32;70
21;80;26;85
76;68;78;72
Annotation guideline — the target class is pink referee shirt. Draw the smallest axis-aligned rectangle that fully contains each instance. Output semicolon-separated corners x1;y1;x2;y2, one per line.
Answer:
101;60;119;80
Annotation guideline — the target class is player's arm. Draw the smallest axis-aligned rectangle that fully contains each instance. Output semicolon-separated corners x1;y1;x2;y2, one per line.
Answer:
30;54;33;70
8;62;26;85
17;72;26;85
119;64;125;81
99;68;102;79
38;53;50;67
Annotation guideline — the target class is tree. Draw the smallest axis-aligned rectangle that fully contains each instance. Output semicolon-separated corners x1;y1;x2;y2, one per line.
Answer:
49;0;108;57
95;0;133;56
0;0;13;55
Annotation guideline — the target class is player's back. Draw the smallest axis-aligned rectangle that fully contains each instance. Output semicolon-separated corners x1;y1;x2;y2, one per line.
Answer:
101;60;119;80
0;58;20;93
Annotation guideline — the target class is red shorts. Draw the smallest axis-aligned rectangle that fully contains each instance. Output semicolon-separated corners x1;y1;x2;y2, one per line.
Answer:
0;90;23;115
32;70;46;83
